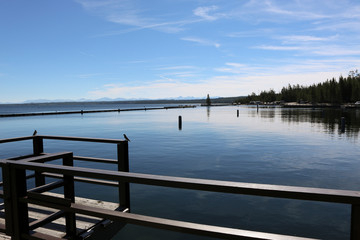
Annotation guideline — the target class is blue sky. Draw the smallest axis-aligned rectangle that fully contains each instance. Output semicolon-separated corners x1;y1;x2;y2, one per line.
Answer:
1;0;360;103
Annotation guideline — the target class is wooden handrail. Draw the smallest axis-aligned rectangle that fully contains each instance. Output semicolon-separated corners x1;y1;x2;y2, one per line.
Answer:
40;135;126;144
0;136;33;144
8;159;360;205
0;135;127;145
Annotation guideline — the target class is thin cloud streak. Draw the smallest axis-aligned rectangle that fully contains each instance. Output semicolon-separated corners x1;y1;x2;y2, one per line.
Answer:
155;65;197;70
181;37;220;48
255;45;300;51
278;35;338;43
76;0;203;34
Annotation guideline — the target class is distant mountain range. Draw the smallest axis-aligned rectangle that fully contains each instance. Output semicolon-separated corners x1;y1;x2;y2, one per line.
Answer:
1;96;244;105
21;96;205;104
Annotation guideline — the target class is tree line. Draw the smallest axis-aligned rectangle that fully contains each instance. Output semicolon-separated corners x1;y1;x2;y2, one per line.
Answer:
236;70;360;104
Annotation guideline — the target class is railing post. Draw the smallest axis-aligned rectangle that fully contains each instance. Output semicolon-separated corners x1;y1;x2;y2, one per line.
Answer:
2;163;14;236
32;136;44;155
10;166;29;240
33;136;45;187
63;153;76;238
351;204;360;240
117;141;130;210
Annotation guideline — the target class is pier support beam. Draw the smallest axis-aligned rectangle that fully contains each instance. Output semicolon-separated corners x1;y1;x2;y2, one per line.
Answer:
2;163;14;236
33;136;45;187
117;142;130;211
351;204;360;240
11;168;29;240
63;153;76;238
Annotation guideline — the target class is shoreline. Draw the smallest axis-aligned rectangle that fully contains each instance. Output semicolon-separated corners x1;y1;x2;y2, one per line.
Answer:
242;103;360;109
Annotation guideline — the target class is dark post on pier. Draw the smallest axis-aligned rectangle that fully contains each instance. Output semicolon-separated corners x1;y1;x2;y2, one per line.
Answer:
117;141;130;210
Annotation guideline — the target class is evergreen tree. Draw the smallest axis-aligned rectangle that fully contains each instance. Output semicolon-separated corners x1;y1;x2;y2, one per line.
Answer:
235;70;360;104
206;94;211;106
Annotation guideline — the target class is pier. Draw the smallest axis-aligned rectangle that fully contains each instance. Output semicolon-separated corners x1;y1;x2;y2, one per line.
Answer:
0;105;196;118
0;135;359;239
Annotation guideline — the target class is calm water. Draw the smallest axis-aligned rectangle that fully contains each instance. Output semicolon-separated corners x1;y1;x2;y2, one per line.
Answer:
1;104;360;239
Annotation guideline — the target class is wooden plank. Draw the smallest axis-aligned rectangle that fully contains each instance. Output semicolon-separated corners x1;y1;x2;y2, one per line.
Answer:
28;180;64;193
29;211;65;230
15;152;72;163
42;173;118;187
25;231;63;240
40;135;125;144
26;192;72;207
0;136;33;144
0;234;11;240
73;156;117;164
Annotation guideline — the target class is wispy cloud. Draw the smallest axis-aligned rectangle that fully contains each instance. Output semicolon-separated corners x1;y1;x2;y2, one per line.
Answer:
278;35;337;43
181;37;220;48
255;45;300;51
193;5;219;21
76;0;201;34
215;63;266;75
155;65;196;71
215;58;359;77
311;46;360;56
227;29;275;38
255;43;360;56
155;65;200;81
243;0;330;20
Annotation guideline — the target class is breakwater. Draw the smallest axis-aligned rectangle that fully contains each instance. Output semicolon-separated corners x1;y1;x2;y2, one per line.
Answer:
0;105;196;118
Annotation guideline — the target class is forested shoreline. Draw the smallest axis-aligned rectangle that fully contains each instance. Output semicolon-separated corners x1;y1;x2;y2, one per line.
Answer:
236;70;360;104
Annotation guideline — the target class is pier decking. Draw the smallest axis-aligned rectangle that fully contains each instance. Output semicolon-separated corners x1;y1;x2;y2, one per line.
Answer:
0;193;122;239
0;135;359;239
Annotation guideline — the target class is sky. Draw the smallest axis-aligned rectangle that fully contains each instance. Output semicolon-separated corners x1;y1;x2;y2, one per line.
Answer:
1;0;360;103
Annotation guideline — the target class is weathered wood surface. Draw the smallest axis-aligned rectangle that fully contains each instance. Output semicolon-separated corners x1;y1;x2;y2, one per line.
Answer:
0;193;119;239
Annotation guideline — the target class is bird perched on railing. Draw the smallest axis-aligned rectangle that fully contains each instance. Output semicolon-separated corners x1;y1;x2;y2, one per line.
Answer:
123;134;130;142
33;130;37;136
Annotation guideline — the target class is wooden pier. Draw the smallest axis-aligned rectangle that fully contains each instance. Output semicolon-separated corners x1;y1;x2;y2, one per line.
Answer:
0;105;196;118
0;135;359;239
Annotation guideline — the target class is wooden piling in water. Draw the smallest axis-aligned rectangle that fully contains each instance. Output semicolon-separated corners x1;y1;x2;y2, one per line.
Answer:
341;117;346;132
237;110;239;117
178;116;182;130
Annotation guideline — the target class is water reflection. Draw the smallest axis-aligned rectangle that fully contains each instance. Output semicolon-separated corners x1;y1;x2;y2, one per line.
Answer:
246;107;360;139
1;105;360;239
280;108;360;138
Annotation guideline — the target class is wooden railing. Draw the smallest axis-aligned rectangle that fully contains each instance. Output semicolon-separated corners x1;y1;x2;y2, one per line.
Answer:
0;135;359;239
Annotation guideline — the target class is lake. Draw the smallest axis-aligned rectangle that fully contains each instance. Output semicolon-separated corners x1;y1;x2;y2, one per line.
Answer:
0;103;360;239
